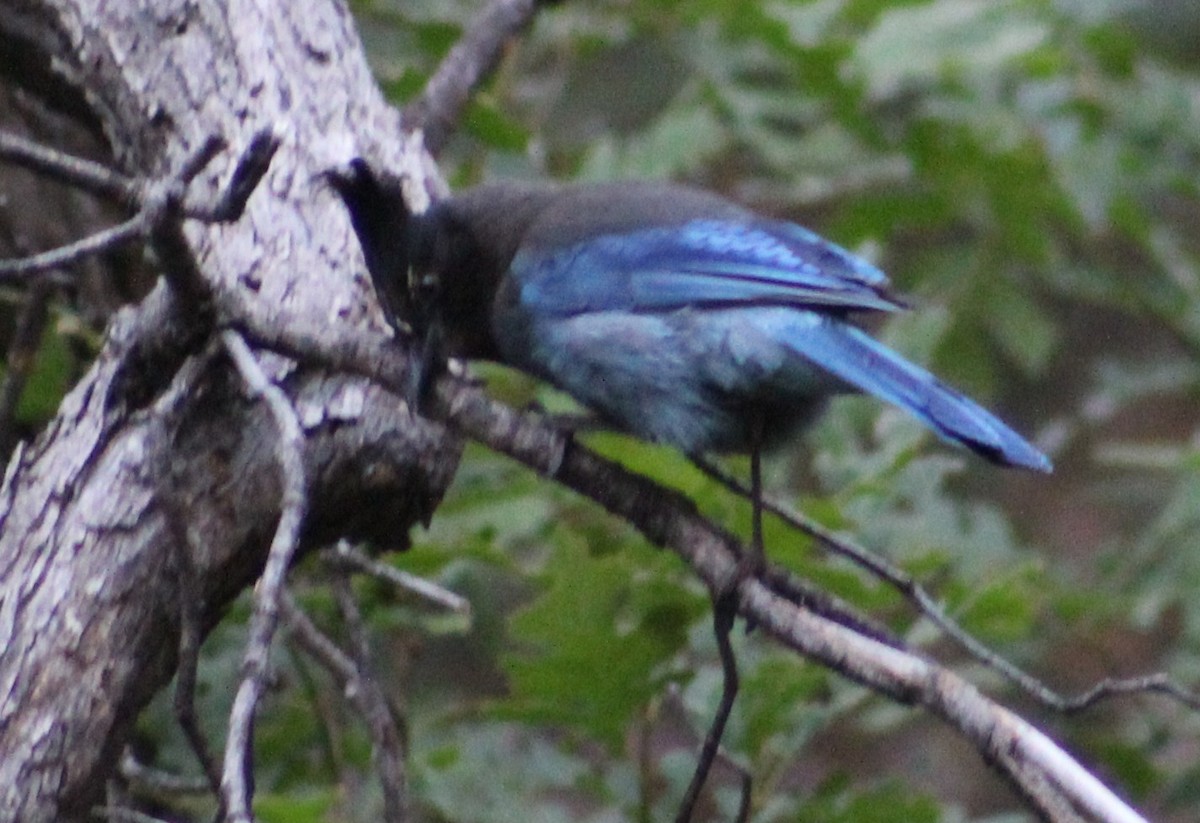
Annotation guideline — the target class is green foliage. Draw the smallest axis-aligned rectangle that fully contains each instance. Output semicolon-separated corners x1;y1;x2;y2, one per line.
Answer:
796;777;943;823
255;790;337;823
500;536;704;747
10;312;77;424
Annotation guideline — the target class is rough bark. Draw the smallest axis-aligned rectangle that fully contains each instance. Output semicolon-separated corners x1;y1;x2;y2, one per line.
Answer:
0;1;457;820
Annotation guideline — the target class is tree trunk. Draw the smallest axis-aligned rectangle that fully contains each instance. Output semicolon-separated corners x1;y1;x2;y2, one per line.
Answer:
0;2;456;820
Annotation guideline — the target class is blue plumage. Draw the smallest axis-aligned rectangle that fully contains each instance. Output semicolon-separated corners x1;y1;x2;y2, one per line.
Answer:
330;171;1052;473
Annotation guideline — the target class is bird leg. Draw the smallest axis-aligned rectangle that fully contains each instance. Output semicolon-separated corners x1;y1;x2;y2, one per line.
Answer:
749;419;765;565
675;595;748;822
675;416;764;822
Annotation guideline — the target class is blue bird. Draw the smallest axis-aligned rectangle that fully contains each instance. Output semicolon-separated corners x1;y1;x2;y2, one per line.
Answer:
329;167;1052;475
329;165;1051;823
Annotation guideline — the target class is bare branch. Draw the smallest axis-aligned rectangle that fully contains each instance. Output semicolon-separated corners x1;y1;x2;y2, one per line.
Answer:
693;457;1200;715
675;599;746;823
329;571;409;822
281;593;359;683
282;588;410;823
0;213;148;278
186;130;281;223
218;330;309;823
0;130;275;281
1059;673;1200;713
0;129;138;204
322;541;471;615
403;0;540;155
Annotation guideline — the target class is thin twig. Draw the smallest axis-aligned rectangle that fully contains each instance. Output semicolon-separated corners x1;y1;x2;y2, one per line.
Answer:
219;330;308;823
281;593;358;683
118;749;212;797
175;136;226;190
0;214;148;278
0;129;138;204
1058;673;1200;713
0;129;275;280
282;589;411;823
692;457;1200;714
759;564;902;650
187;130;280;223
322;541;470;615
329;571;410;823
403;0;540;155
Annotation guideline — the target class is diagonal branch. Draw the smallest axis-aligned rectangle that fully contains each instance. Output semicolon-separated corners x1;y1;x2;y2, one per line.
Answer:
402;0;541;155
282;587;410;823
218;330;309;823
0;129;139;204
322;541;470;614
694;457;1200;715
328;570;410;822
0;212;148;278
228;302;1148;823
0;129;277;280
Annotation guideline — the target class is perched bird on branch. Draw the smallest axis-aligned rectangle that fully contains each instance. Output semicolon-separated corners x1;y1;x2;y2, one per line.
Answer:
327;163;1051;476
329;160;1052;823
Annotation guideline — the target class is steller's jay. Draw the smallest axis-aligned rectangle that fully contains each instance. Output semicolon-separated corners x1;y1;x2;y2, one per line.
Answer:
329;163;1051;822
328;164;1052;476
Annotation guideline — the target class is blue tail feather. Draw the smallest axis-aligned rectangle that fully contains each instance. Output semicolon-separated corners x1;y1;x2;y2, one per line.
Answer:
780;317;1052;472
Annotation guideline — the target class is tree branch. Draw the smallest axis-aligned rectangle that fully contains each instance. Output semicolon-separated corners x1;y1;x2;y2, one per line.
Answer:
694;457;1200;715
402;0;540;155
281;589;410;823
0;5;459;820
218;330;309;823
323;540;471;614
229;302;1149;823
0;128;138;204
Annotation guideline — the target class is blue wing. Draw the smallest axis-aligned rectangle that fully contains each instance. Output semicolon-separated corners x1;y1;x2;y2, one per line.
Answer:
513;218;903;316
505;213;1051;472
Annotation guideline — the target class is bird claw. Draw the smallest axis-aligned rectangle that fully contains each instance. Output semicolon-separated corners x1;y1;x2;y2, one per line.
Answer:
716;549;762;612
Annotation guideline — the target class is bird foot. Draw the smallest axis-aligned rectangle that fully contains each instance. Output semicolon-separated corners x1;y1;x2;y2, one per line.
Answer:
715;547;763;615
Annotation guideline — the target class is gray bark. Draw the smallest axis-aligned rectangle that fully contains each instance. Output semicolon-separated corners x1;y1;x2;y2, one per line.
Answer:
0;1;457;820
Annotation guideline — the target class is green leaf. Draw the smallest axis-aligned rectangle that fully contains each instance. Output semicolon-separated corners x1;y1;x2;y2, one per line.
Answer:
14;320;73;424
799;777;943;822
951;562;1044;643
417;722;596;823
500;538;704;748
981;276;1060;374
254;790;336;823
465;96;530;152
577;102;727;181
854;0;1049;101
739;654;831;759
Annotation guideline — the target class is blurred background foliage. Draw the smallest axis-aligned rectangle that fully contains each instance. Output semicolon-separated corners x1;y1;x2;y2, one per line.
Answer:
19;0;1200;820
